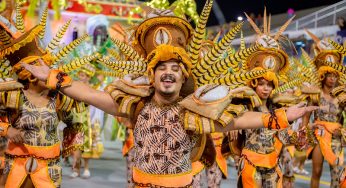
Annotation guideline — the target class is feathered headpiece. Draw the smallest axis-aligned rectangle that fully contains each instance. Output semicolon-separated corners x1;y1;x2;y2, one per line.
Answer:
0;4;96;81
243;8;294;89
102;0;272;94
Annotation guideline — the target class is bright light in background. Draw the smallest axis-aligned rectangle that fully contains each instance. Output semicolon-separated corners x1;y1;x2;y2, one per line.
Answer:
237;16;243;21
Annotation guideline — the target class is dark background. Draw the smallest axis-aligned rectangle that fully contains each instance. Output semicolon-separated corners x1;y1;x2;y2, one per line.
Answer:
140;0;343;26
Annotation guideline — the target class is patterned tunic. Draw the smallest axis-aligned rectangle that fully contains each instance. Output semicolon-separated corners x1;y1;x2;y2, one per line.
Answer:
133;99;197;175
4;93;76;187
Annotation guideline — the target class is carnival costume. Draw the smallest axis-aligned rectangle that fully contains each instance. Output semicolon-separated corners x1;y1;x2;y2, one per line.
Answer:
300;33;346;187
0;4;97;187
42;0;295;187
220;9;306;188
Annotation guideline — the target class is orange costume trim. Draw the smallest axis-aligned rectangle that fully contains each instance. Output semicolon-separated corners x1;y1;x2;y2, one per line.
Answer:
191;161;205;175
6;142;60;159
314;120;342;166
0;156;5;169
239;159;282;188
242;137;283;169
0;122;9;137
262;109;289;129
5;158;56;188
122;129;134;156
239;137;283;188
133;167;193;188
46;70;72;90
212;133;228;177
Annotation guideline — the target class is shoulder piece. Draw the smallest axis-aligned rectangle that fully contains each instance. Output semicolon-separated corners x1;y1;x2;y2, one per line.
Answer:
105;75;153;98
0;89;21;109
179;85;258;120
272;94;301;107
0;80;23;92
332;85;346;104
56;93;86;113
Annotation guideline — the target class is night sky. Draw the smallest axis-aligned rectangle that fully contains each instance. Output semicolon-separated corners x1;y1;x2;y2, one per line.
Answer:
152;0;343;26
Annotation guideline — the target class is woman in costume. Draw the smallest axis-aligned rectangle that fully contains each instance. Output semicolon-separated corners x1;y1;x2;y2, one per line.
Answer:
300;30;346;188
233;10;307;188
0;4;96;187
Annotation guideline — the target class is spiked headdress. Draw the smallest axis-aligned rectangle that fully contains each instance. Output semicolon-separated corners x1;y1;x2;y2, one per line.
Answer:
304;30;344;84
0;4;93;81
244;8;294;89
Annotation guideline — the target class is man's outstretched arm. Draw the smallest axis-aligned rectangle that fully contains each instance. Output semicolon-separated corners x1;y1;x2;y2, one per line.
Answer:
61;81;119;116
21;60;121;116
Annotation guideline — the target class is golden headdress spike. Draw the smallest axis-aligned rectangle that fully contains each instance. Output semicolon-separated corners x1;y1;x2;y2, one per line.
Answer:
58;53;100;73
213;31;221;44
38;8;48;39
52;34;88;63
211;69;268;86
244;12;262;35
96;70;123;78
0;29;12;45
305;29;321;46
187;0;213;67
15;4;25;33
329;40;346;55
111;37;146;63
97;58;146;73
46;19;71;52
107;49;122;61
200;22;243;66
193;22;243;81
301;48;317;72
263;7;268;35
240;30;246;51
268;14;271;35
324;61;346;74
195;43;262;86
272;79;302;95
274;15;295;40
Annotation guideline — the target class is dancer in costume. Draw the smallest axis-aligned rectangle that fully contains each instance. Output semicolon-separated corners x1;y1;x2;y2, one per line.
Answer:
0;4;97;187
226;9;308;188
299;30;346;188
22;1;317;187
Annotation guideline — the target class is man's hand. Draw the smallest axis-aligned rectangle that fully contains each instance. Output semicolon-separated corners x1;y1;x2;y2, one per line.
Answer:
286;102;319;122
6;127;24;144
21;59;50;82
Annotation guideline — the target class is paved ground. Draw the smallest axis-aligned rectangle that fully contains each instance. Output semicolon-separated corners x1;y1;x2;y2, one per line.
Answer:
62;141;333;188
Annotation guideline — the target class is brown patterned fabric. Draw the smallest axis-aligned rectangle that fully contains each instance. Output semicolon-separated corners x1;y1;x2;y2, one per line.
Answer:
126;148;135;188
133;99;198;175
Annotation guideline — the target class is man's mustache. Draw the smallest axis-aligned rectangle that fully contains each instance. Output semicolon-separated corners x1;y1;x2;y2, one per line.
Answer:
160;74;176;82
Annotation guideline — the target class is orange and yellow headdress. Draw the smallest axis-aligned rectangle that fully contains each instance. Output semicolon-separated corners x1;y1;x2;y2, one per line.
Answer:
244;8;293;89
0;4;95;81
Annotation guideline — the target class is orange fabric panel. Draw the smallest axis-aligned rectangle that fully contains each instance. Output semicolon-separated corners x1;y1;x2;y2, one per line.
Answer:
191;161;205;175
133;167;193;187
6;142;60;159
315;121;341;166
5;158;55;188
122;129;134;156
242;137;282;168
240;160;258;188
215;146;228;177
